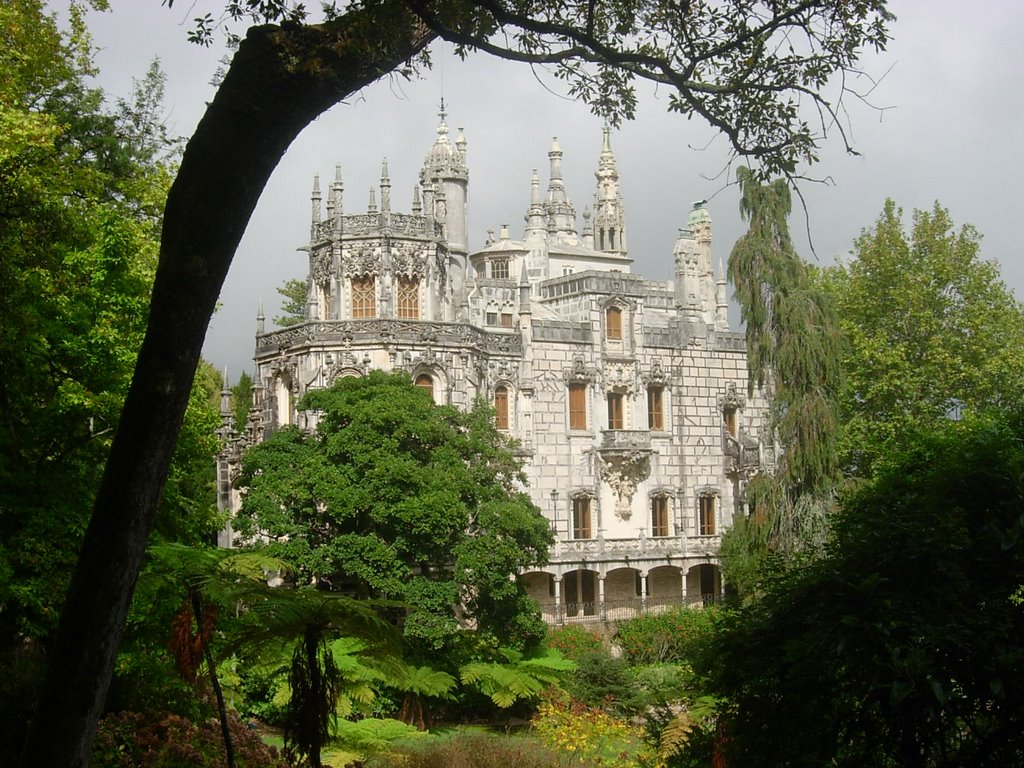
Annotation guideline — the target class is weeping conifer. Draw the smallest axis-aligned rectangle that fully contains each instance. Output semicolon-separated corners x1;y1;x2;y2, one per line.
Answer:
725;168;842;578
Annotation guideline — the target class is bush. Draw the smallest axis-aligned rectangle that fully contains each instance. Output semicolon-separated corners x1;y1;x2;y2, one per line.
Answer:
614;607;719;666
364;731;570;768
544;626;603;661
532;698;655;768
90;710;289;768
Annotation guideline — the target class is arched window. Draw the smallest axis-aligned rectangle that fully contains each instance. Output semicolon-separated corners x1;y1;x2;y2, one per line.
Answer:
606;306;622;340
415;374;434;398
396;277;419;319
494;385;509;430
351;275;376;318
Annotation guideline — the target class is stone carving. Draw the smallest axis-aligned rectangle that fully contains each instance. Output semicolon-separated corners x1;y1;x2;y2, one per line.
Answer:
391;243;427;279
342;245;378;277
718;381;746;411
311;252;332;286
564;354;596;384
597;449;651;521
603;360;637;395
642;358;668;387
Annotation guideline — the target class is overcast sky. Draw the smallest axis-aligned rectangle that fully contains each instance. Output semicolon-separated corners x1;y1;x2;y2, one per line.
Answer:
72;1;1024;381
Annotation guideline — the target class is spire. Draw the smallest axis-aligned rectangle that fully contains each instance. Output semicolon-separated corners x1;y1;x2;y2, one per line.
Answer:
331;163;343;231
257;299;265;335
220;366;232;418
525;169;546;241
582;205;594;249
310;173;321;240
544;138;578;242
593;126;627;256
412;184;422;215
379;157;391;214
716;257;729;330
367;187;377;214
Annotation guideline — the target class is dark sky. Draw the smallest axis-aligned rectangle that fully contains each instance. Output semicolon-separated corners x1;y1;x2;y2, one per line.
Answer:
73;1;1024;381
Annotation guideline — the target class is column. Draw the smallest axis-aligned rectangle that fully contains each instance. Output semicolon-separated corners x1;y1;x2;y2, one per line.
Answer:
553;575;563;624
640;571;649;613
598;573;606;622
680;566;689;608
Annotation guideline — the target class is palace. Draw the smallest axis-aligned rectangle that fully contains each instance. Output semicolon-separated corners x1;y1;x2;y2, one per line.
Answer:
217;111;769;623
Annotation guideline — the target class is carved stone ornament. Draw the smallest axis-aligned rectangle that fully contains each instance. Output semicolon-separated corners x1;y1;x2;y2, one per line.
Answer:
603;360;638;395
598;450;651;521
311;251;332;287
342;244;379;277
391;243;427;279
563;354;596;385
642;358;669;387
718;381;746;411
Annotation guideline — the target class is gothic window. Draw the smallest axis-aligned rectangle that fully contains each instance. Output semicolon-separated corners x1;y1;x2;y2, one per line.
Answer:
396;277;419;319
351;275;376;319
698;494;717;536
494;385;509;430
607;391;624;430
491;259;510;279
606;306;622;340
486;312;498;326
651;496;670;537
609;228;616;250
647;386;664;431
415;374;434;398
572;496;592;539
568;384;587;430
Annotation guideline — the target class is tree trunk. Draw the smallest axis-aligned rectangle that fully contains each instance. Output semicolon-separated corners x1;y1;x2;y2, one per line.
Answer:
18;8;434;767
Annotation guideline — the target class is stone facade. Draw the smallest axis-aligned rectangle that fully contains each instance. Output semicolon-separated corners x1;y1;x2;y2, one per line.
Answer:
218;111;770;623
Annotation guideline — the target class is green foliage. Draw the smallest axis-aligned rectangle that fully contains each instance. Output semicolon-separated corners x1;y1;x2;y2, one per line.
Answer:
460;648;575;709
544;625;604;661
532;698;656;768
729;167;843;499
817;200;1024;477
364;731;570;768
704;413;1024;767
615;607;719;667
90;709;289;768
236;371;553;651
273;278;307;327
231;371;254;433
0;0;221;648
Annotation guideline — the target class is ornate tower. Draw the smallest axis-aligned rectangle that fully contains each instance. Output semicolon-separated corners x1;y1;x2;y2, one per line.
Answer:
544;137;579;245
592;127;627;257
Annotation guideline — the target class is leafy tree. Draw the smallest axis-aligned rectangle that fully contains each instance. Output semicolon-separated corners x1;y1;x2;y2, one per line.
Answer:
27;1;895;762
274;278;308;328
704;412;1024;767
231;370;254;433
235;371;553;651
817;200;1024;477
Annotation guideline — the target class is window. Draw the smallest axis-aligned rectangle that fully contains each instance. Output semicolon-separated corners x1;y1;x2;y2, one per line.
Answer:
415;374;434;398
494;385;509;430
606;306;622;340
396;277;419;319
568;384;587;430
607;391;624;430
500;312;514;328
491;259;509;279
723;408;738;438
562;266;574;276
651;496;670;537
647;386;664;431
572;496;592;539
698;495;717;536
486;312;498;326
351;276;376;318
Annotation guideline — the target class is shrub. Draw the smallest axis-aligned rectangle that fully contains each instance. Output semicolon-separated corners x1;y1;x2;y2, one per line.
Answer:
364;731;569;768
90;709;289;768
614;607;719;666
544;626;603;661
532;698;655;768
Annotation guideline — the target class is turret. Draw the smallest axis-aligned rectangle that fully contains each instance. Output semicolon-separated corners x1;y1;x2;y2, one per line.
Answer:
544;137;578;244
524;169;546;242
420;100;469;257
379;158;391;215
592;127;627;256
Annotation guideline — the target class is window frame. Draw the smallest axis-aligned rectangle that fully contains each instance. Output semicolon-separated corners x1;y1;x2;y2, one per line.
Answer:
568;383;588;430
396;276;419;320
698;495;717;536
605;306;623;340
572;496;593;539
351;275;376;319
607;391;624;430
490;258;510;280
494;385;509;430
647;386;664;431
651;496;670;537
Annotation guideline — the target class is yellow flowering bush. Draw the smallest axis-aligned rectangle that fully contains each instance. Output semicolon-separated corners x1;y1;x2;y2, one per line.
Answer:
532;698;656;768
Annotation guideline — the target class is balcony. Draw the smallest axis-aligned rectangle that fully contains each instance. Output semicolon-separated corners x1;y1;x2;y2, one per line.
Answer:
596;430;653;521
